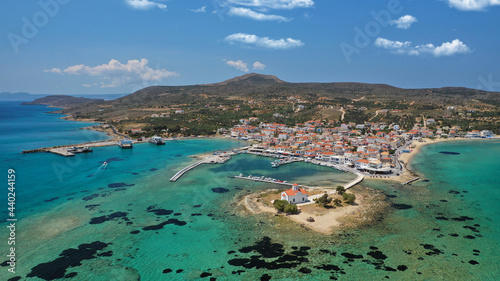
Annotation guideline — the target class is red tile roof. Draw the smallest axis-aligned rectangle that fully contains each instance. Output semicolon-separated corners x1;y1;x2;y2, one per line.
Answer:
284;188;308;196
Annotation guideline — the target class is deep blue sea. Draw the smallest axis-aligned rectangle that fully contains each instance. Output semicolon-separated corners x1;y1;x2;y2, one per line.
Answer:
0;101;498;280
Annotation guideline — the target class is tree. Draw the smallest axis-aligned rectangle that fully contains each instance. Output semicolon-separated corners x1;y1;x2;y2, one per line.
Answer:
336;186;346;195
273;200;288;212
333;198;342;206
314;193;332;208
343;193;356;204
284;203;298;214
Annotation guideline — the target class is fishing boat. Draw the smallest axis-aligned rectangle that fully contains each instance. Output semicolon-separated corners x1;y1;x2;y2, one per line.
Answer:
149;135;165;145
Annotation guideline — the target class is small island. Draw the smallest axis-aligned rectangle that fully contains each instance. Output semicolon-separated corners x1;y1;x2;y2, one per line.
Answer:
240;183;388;235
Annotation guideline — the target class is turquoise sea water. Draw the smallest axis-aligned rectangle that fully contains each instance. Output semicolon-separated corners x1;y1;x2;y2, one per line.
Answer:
0;102;499;280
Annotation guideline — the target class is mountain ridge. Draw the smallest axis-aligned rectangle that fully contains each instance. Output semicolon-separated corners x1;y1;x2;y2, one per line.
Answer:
24;73;500;125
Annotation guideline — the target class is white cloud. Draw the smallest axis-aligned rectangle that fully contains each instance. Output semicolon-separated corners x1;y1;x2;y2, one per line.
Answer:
228;7;291;22
375;38;412;49
45;59;178;88
375;38;471;57
390;15;417;29
253;61;266;70
225;33;304;49
125;0;166;10
225;0;314;9
433;39;472;56
44;68;62;74
226;60;249;72
445;0;500;11
190;6;207;13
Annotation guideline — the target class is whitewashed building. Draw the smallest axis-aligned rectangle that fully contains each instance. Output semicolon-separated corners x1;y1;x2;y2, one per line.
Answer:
281;184;308;204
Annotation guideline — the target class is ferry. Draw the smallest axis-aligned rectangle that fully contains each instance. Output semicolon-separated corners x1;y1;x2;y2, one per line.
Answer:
118;139;133;148
67;146;92;153
149;135;165;145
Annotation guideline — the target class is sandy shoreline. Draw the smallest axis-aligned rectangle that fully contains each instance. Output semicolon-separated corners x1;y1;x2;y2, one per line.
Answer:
368;137;499;183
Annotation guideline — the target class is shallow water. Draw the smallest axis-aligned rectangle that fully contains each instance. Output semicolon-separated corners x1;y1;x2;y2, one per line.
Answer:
0;103;498;280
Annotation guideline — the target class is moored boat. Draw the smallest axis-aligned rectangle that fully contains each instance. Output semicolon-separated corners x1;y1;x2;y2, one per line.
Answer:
67;146;92;153
118;139;133;148
149;135;165;145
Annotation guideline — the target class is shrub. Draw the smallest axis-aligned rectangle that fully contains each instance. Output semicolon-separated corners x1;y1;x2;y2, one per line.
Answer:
333;198;342;206
336;186;346;195
284;204;298;214
273;200;288;212
343;193;356;204
315;193;332;208
274;200;299;214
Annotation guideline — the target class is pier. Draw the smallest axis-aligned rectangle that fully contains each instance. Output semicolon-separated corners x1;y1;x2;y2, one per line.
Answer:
170;155;232;182
22;140;118;157
234;174;316;189
402;177;420;185
234;172;364;191
49;148;76;157
344;173;365;190
21;136;211;157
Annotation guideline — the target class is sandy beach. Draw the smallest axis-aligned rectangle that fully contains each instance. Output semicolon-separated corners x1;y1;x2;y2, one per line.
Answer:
368;137;498;183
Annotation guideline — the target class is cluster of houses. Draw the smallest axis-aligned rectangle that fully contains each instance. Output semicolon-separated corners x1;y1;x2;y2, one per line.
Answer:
225;120;495;175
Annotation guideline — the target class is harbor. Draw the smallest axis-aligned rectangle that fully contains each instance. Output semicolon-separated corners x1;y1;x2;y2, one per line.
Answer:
23;132;418;190
168;146;368;189
21;135;224;157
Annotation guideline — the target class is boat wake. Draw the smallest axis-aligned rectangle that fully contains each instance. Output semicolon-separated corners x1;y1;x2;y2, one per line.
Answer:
91;161;108;177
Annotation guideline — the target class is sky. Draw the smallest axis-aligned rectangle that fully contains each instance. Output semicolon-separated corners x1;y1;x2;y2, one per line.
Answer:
1;0;500;95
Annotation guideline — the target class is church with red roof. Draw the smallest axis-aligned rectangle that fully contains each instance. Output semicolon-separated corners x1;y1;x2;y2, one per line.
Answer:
281;183;308;204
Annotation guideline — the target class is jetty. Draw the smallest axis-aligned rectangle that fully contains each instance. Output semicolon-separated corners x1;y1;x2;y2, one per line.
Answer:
170;155;231;182
402;177;420;185
22;140;118;157
49;148;75;157
235;172;364;191
233;174;316;189
344;173;365;189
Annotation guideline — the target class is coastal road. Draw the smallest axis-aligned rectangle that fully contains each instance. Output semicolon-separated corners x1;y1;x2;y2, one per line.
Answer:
109;124;128;138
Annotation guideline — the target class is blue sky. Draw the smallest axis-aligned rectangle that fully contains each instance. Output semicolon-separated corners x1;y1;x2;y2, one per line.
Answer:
1;0;499;95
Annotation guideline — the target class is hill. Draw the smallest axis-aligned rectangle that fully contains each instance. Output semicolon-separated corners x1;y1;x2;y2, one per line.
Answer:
0;92;47;101
23;95;104;108
25;73;500;135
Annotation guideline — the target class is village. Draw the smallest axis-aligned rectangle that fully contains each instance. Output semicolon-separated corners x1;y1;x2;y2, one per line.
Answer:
222;118;496;234
226;117;495;178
